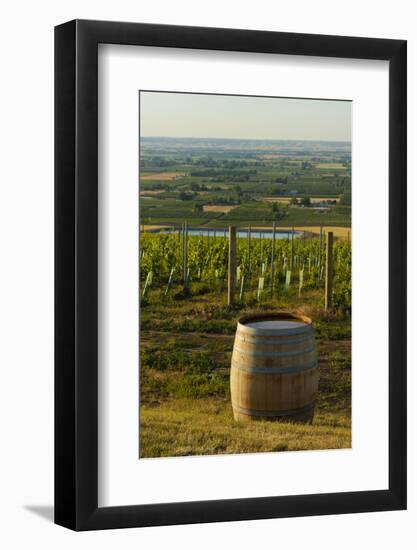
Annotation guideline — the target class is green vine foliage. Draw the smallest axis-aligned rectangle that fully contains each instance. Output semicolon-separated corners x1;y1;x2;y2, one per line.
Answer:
140;230;351;316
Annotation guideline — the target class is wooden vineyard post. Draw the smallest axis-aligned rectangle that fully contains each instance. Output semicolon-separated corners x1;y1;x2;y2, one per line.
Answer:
184;221;189;288
270;223;276;297
228;226;237;307
325;231;334;310
318;225;323;283
247;224;251;278
181;221;189;288
290;226;294;271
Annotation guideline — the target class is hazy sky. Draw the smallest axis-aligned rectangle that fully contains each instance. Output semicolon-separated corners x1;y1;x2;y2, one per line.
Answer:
140;91;351;142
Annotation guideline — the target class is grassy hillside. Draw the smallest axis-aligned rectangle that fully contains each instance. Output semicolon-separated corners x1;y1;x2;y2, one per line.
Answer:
140;286;351;458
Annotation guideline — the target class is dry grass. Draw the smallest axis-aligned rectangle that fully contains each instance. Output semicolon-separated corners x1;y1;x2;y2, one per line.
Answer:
142;224;170;231
299;226;351;239
314;163;345;170
203;204;239;214
141;172;186;181
262;197;292;204
252;225;351;239
140;189;164;195
140;399;351;458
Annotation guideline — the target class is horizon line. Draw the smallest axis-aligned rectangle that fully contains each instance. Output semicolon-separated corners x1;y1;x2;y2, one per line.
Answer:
140;135;351;144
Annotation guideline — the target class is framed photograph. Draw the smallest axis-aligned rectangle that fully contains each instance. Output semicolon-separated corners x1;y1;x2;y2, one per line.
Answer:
55;20;406;530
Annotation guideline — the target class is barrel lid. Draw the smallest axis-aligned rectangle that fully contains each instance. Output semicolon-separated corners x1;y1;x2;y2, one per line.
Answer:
237;312;312;336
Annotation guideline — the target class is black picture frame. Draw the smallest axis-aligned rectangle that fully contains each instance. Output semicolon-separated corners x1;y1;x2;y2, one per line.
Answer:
55;19;407;531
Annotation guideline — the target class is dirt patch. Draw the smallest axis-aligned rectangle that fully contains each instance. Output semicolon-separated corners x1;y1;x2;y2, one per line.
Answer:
251;225;351;239
314;163;346;170
141;172;186;181
142;224;170;231
203;204;239;214
262;197;292;204
140;189;164;195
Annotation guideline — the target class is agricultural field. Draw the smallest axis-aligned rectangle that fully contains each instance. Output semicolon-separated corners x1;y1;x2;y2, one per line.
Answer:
139;137;351;230
139;231;352;457
141;171;187;181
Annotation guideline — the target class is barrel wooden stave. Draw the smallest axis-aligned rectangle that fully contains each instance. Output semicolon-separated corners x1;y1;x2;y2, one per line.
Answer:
231;348;317;370
231;370;318;419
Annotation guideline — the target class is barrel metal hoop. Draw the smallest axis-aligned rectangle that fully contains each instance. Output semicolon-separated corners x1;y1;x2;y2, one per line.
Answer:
235;332;313;346
233;345;316;359
232;402;316;418
231;360;317;375
238;323;314;337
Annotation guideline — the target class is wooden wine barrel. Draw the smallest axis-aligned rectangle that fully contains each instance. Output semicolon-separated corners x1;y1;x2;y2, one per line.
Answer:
230;312;319;423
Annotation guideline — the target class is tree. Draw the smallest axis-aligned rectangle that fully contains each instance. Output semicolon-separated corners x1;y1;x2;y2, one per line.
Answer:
270;203;285;220
339;192;351;206
301;196;311;207
233;184;243;200
179;191;193;201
